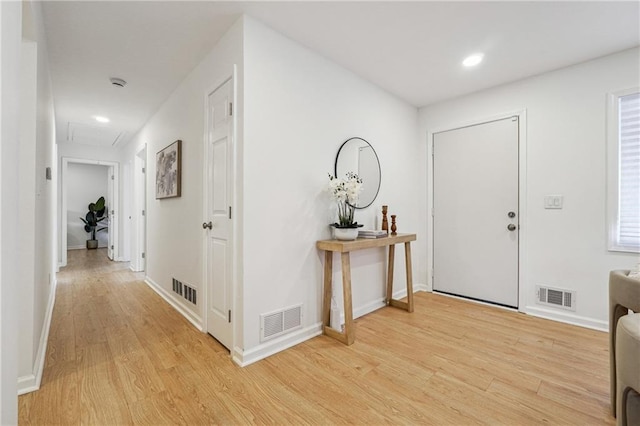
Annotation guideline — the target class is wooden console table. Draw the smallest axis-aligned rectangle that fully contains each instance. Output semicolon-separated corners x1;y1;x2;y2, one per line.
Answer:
316;233;416;345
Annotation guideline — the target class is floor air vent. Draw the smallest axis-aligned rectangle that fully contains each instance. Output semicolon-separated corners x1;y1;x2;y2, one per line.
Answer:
260;304;303;342
536;285;576;311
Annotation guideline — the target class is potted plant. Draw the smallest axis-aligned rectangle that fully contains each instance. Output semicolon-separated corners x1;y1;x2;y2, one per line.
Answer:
327;171;364;240
80;196;108;249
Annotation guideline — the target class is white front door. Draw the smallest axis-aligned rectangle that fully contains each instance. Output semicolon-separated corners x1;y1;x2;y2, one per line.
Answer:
433;116;519;308
205;78;233;349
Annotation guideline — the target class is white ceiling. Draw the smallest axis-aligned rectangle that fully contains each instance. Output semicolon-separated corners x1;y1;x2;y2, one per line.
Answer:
41;1;640;148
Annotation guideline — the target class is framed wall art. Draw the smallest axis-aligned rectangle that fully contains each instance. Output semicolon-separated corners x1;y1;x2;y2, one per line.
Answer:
156;139;182;199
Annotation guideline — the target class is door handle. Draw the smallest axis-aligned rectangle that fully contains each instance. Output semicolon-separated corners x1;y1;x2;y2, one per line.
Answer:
202;221;212;230
507;223;517;231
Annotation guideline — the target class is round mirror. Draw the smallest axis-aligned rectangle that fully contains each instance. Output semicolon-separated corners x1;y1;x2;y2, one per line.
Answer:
334;137;381;209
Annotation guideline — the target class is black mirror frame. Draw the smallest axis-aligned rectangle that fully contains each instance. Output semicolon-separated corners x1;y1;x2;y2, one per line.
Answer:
334;137;381;209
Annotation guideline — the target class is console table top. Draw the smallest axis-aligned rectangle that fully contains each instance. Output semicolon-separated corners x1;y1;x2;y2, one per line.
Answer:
316;233;416;253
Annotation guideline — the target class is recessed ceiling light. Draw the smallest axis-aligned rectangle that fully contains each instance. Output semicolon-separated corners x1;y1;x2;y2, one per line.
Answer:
94;116;110;123
463;53;484;67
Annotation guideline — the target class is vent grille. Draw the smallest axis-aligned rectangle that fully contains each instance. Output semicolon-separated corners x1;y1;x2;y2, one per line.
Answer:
260;304;303;342
172;278;196;305
536;285;575;311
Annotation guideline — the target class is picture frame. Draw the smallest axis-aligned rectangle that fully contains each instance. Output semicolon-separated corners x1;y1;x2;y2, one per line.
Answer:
156;140;182;199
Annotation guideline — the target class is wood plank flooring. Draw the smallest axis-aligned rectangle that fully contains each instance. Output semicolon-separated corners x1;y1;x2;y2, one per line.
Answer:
19;248;614;425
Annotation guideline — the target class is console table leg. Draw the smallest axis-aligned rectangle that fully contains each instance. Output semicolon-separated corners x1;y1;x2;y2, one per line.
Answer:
322;251;333;328
341;252;355;345
405;242;414;313
386;244;395;304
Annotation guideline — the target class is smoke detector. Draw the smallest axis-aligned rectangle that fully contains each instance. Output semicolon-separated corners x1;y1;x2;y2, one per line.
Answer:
110;77;127;87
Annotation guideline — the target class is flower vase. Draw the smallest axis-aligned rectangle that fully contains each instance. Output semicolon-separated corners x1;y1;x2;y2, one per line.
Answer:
333;227;359;241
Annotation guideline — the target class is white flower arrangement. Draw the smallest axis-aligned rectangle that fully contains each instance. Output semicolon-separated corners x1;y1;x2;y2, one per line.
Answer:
327;171;364;228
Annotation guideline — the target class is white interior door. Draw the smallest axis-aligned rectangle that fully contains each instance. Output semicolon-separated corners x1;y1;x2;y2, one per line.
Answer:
107;166;114;260
134;152;146;272
205;78;233;349
433;116;519;307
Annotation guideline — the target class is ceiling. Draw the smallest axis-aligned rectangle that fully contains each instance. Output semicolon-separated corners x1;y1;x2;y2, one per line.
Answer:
41;1;640;149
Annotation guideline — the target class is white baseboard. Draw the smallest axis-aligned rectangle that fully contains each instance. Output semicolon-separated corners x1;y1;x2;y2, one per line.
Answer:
233;284;429;367
144;276;203;331
523;305;608;332
67;245;109;251
18;277;57;395
232;322;323;367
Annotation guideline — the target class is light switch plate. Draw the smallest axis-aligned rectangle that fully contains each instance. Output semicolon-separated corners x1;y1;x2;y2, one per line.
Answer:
544;195;563;209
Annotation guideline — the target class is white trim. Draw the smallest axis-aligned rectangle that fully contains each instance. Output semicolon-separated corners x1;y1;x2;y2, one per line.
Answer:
67;245;110;251
60;157;120;267
426;109;528;311
17;277;57;395
144;276;203;331
606;87;640;253
202;67;238;354
233;285;428;367
523;305;607;332
232;323;323;367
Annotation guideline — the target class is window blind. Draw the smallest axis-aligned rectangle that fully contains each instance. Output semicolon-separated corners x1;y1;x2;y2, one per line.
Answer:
618;92;640;249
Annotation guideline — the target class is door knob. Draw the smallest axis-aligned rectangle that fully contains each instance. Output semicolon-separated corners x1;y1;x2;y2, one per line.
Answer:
507;223;517;231
202;221;212;230
508;211;516;218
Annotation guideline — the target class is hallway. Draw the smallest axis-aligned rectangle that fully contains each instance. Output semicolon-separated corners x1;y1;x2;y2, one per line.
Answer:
17;249;613;424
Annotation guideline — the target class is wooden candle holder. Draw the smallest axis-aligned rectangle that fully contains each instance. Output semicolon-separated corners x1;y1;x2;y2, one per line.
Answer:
382;205;389;233
390;215;397;235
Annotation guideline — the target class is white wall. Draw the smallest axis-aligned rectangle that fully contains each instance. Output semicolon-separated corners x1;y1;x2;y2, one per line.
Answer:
119;17;244;325
239;17;424;363
16;0;58;395
18;39;37;384
419;47;640;329
0;0;22;421
66;163;109;249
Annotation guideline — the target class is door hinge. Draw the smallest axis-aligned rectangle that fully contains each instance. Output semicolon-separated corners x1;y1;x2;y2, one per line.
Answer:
228;310;231;323
142;210;145;216
228;206;232;219
111;175;114;180
111;210;115;215
229;102;233;117
141;252;145;259
110;245;114;250
142;167;145;173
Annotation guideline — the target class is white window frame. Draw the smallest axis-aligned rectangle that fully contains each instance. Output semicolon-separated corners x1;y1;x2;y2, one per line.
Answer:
606;87;640;253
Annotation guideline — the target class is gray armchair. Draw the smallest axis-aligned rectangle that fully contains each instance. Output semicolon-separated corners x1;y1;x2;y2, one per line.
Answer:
609;270;640;422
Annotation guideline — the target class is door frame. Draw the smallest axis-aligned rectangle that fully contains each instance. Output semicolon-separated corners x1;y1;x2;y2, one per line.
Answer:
201;66;238;354
426;110;528;311
60;157;119;267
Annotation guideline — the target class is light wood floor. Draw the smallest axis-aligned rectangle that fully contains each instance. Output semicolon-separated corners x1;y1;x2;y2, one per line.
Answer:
19;248;614;425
